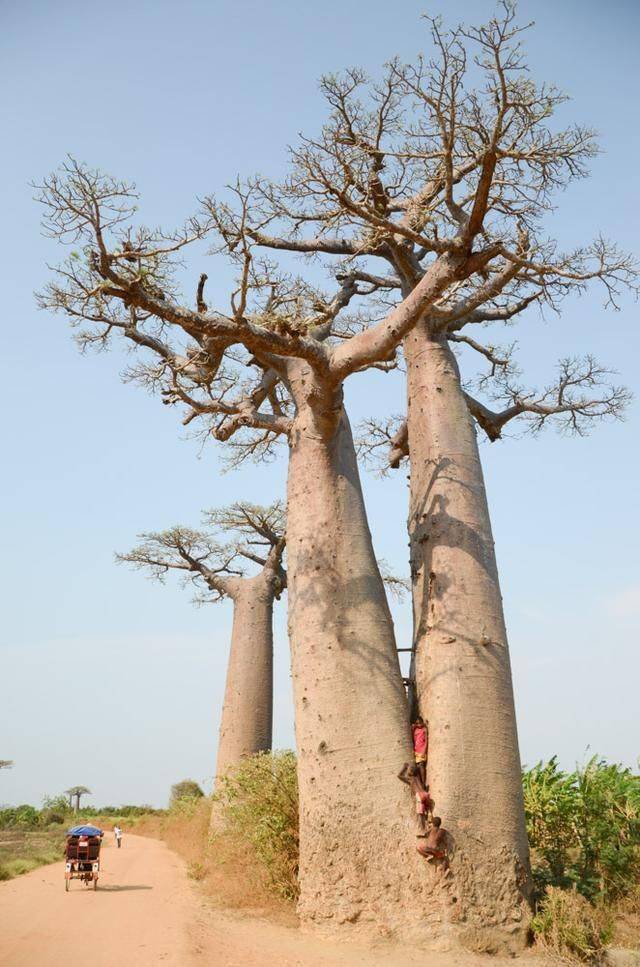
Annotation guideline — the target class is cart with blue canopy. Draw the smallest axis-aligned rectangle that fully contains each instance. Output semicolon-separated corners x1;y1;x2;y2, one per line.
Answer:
64;824;103;891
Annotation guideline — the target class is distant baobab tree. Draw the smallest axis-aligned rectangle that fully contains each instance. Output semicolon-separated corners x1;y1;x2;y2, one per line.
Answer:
65;785;91;812
119;502;286;784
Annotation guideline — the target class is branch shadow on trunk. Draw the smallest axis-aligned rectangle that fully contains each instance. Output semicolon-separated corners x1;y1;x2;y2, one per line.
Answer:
292;545;406;686
411;457;500;583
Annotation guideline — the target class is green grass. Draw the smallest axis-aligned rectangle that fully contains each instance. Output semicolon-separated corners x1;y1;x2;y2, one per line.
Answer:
0;827;65;881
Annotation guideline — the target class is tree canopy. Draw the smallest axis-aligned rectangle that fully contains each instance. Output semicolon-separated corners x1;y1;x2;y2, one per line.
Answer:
170;780;204;805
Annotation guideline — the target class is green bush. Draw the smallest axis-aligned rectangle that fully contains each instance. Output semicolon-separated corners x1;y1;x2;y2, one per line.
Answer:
523;757;640;902
76;804;160;818
0;808;17;828
39;809;65;826
213;751;298;900
39;795;70;827
0;803;39;829
170;780;204;807
13;805;39;828
41;794;70;812
531;886;612;962
0;797;163;832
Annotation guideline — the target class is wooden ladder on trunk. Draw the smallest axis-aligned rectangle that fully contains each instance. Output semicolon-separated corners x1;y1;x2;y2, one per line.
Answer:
397;645;415;692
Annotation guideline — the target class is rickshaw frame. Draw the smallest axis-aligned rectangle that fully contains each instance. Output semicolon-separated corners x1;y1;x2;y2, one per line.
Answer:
64;826;102;891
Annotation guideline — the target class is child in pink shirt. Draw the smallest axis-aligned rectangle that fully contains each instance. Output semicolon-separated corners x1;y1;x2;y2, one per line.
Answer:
411;716;428;785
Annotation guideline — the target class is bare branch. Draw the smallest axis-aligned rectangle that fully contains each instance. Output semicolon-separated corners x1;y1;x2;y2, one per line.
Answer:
117;501;287;604
449;332;513;374
378;558;411;599
196;273;208;313
37;9;637;477
476;354;632;437
116;526;239;601
357;416;408;473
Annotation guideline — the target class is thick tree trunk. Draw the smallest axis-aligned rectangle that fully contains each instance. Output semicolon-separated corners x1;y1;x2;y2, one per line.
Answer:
286;364;442;936
214;573;274;782
404;322;531;950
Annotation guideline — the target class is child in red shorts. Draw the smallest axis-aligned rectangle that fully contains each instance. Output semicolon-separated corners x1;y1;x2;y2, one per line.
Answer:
417;816;449;871
398;762;434;832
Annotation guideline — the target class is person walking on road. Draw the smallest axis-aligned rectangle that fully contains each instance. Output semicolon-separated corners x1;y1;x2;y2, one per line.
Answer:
114;825;123;849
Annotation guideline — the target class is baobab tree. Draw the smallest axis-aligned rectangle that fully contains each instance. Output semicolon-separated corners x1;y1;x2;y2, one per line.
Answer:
36;5;635;947
36;170;425;937
200;5;635;944
118;502;285;782
65;786;91;812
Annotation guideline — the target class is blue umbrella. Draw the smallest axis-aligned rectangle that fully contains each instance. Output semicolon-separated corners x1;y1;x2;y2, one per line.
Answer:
67;824;103;836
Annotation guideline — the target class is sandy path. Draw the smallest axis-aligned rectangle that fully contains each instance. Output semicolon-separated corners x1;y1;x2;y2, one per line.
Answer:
0;833;548;967
0;834;196;967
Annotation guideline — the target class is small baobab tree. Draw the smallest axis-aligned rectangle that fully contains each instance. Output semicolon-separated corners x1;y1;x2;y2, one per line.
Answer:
65;785;91;812
118;502;285;782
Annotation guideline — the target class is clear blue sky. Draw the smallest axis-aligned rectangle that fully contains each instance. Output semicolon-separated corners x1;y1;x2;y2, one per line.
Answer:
1;0;638;808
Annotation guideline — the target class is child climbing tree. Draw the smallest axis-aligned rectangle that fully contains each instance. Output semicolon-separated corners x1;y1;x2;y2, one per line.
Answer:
36;3;636;949
119;502;285;782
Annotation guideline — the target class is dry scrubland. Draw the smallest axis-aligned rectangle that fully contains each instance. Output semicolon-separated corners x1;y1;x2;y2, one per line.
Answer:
136;799;298;921
136;752;298;920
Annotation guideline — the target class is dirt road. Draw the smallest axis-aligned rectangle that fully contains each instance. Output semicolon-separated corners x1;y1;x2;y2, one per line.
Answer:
0;833;549;967
0;833;198;967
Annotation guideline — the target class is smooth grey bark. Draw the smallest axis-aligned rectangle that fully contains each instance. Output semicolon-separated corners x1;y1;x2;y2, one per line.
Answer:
215;571;275;781
405;323;531;950
284;360;443;934
118;513;284;795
